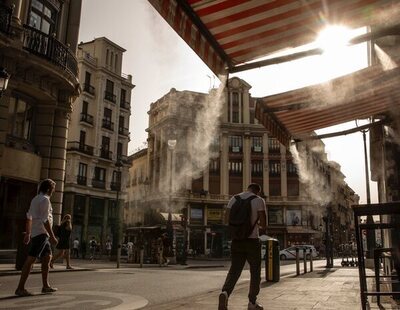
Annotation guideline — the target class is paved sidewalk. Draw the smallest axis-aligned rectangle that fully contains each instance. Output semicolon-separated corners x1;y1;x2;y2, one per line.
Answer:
146;265;400;310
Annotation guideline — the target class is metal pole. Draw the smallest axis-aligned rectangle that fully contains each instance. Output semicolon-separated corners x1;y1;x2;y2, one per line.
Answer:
296;248;300;276
303;248;307;274
310;248;313;272
116;178;121;268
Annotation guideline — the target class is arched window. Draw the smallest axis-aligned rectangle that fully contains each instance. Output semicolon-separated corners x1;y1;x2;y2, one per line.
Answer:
28;0;60;35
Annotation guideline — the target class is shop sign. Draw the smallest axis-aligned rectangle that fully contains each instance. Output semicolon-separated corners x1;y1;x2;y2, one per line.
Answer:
190;208;203;220
207;209;222;222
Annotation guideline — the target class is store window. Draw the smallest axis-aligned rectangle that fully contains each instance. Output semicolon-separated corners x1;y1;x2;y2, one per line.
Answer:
268;207;284;225
7;96;34;140
229;135;242;153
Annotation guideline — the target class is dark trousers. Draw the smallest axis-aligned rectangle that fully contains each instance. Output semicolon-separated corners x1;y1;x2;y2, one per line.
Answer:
222;239;261;303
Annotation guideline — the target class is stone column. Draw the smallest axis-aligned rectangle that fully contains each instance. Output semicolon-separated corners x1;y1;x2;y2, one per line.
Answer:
263;134;269;196
243;135;251;189
243;90;250;124
220;134;229;195
281;145;287;199
6;0;22;24
48;109;69;224
65;0;82;52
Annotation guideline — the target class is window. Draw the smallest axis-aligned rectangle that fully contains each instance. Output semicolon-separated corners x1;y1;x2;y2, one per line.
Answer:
85;72;91;85
113;170;121;183
82;101;89;114
29;0;59;35
229;135;242;153
106;79;114;94
79;130;86;146
94;167;106;181
269;161;281;176
268;207;283;225
251;161;263;177
229;160;242;176
106;49;109;65
232;92;239;123
268;138;280;153
287;161;298;176
252;136;263;153
101;136;110;151
7;96;33;140
119;115;125;130
78;163;87;177
103;108;112;127
120;89;126;103
209;159;220;175
115;54;118;70
117;142;123;159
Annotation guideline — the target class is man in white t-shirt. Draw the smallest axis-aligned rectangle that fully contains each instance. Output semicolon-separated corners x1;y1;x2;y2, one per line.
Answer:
15;179;59;297
219;183;267;310
72;238;80;258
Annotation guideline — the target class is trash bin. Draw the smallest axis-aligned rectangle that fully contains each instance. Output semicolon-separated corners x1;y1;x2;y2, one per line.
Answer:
15;232;29;271
265;238;280;282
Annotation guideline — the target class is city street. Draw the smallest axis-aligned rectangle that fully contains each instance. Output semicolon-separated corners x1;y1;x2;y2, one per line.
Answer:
0;259;328;309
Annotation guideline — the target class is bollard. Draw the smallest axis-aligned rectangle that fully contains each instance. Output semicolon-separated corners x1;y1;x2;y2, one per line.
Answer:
296;247;300;276
309;248;313;272
140;248;144;268
117;244;121;269
303;248;307;274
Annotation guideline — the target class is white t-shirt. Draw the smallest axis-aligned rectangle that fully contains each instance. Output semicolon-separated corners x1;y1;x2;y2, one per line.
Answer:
73;239;79;249
26;193;53;238
227;191;266;239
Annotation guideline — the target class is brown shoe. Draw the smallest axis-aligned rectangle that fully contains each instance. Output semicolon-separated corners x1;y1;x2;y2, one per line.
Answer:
42;287;58;294
15;289;33;297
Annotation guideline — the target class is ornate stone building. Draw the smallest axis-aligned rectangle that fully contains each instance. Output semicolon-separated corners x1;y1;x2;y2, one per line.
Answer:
63;38;134;247
0;0;82;248
127;78;359;256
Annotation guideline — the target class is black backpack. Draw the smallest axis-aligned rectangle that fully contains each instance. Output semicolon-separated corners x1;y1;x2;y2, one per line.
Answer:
229;195;258;240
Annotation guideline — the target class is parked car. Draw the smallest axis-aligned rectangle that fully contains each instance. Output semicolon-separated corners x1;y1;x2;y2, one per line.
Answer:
279;245;318;260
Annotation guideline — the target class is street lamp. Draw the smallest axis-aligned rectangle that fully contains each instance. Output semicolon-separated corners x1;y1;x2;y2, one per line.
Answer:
167;139;176;258
114;159;123;268
0;67;10;97
323;205;334;268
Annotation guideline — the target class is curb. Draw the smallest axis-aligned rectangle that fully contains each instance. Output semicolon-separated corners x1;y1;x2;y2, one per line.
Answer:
0;267;93;277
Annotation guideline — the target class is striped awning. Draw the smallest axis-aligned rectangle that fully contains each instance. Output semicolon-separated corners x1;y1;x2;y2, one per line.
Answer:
148;0;396;76
255;60;400;147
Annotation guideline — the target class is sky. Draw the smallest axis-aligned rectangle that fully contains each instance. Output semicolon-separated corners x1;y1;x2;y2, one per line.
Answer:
78;0;378;204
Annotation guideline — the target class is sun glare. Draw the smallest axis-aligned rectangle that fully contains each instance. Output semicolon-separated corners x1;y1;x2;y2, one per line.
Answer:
316;25;353;53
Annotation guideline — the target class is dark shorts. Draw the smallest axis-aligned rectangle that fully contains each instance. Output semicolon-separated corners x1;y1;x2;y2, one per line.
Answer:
28;234;52;258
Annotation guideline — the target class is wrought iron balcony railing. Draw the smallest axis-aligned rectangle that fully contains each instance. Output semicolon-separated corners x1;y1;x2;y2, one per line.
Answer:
92;179;105;189
77;175;87;186
100;149;113;160
22;25;78;78
118;127;129;136
102;119;114;131
120;100;130;110
67;141;94;156
110;182;121;191
83;83;95;95
104;91;116;103
80;113;94;125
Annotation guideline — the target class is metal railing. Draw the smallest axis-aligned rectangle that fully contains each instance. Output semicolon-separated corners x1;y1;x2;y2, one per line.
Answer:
120;100;130;110
100;149;112;160
22;25;78;77
110;182;121;191
118;127;129;136
80;113;94;125
102;119;114;131
77;175;87;185
92;179;105;189
83;83;95;95
67;141;94;156
104;91;116;103
0;3;12;34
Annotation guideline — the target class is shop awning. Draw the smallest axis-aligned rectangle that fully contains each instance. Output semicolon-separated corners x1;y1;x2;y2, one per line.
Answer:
148;0;395;76
255;60;400;147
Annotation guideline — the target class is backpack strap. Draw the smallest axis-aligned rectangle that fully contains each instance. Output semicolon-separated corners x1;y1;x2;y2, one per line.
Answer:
246;195;259;234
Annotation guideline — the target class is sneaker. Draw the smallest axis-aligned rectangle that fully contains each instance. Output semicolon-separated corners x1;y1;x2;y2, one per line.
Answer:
15;289;33;297
218;291;228;310
41;287;58;294
66;266;74;270
248;301;263;310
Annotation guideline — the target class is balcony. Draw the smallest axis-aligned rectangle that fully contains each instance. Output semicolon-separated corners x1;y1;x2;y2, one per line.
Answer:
0;3;12;34
77;175;87;186
100;149;113;160
80;113;94;125
104;91;116;103
92;179;105;189
230;146;242;153
22;25;78;78
83;83;95;95
110;182;121;191
67;141;94;156
120;100;130;110
252;146;263;153
118;127;129;136
102;119;114;131
117;154;129;164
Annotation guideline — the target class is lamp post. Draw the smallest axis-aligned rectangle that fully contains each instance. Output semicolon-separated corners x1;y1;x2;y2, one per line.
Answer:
114;160;123;268
323;205;334;268
167;139;177;258
0;67;10;97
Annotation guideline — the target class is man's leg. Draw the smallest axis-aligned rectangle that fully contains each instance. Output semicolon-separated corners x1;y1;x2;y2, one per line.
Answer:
222;241;247;296
247;240;262;304
16;256;36;291
41;254;51;288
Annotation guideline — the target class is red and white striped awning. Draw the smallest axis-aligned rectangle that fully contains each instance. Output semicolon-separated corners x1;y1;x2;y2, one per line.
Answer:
255;60;400;147
148;0;396;75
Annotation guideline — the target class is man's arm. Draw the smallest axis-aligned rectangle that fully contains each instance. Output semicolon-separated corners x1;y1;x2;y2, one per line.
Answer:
44;221;58;245
258;210;267;234
39;199;58;245
23;218;32;244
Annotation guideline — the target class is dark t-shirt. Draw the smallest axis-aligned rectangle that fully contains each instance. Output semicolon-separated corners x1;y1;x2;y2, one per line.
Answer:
56;222;71;249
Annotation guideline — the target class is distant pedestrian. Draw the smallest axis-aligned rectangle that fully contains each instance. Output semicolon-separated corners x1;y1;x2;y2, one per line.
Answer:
105;239;112;257
161;233;170;266
72;238;79;258
51;214;73;269
127;240;134;263
81;240;87;259
89;237;97;260
15;179;58;296
219;183;267;310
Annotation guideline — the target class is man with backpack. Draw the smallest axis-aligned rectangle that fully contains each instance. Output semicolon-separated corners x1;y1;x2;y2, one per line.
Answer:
219;183;267;310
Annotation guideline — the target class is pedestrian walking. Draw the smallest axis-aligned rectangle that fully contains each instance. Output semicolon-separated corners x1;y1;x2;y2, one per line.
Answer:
50;214;73;269
72;238;80;258
15;179;58;296
105;239;112;257
218;183;267;310
89;237;97;261
127;240;134;263
161;233;170;266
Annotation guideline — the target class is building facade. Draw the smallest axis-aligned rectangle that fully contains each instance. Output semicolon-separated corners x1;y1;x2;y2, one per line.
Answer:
63;38;134;248
127;78;358;257
0;0;82;249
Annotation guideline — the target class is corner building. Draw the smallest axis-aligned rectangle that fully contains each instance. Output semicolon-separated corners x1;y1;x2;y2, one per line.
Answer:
63;38;134;247
0;0;82;248
128;77;358;256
